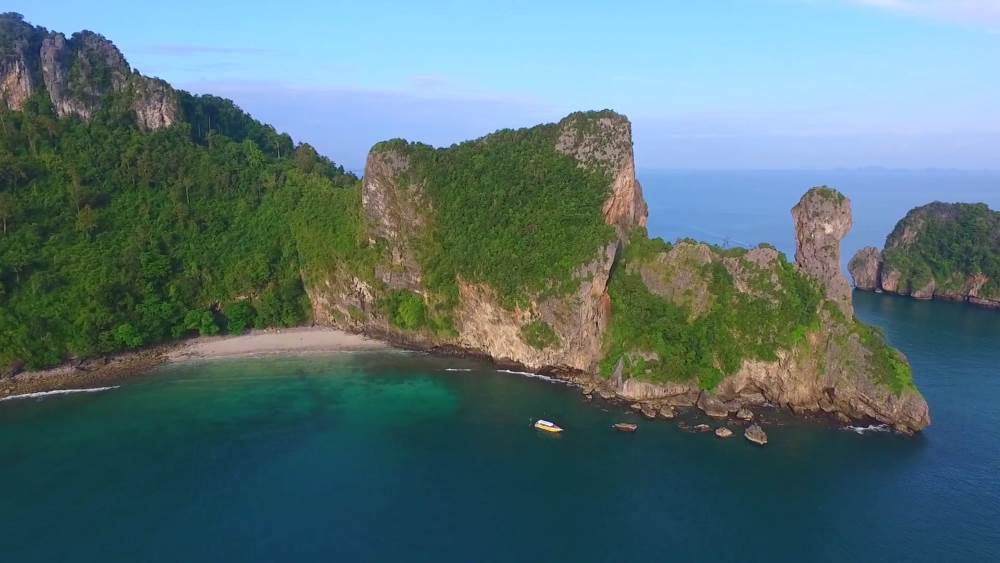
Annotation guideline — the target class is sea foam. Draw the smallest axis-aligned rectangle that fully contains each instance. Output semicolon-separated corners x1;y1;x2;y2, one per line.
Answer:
843;424;891;435
444;368;473;372
495;369;564;384
0;386;119;402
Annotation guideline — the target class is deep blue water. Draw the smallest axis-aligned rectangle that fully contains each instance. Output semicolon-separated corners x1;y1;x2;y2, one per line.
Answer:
1;170;998;562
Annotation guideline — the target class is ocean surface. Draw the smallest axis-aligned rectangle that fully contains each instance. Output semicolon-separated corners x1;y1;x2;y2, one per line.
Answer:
1;170;998;562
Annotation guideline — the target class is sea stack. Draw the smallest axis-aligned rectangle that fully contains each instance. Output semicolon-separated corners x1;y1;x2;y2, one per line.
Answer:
848;247;882;291
792;187;854;318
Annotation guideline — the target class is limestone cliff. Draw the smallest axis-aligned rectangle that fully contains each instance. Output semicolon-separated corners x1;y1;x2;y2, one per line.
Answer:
308;111;644;373
849;202;999;309
604;187;929;433
0;14;178;131
307;113;929;433
792;187;853;318
848;246;882;291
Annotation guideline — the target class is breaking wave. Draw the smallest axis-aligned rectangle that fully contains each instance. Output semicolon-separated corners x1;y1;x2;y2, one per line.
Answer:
0;386;119;402
496;369;564;384
444;368;473;372
843;424;891;435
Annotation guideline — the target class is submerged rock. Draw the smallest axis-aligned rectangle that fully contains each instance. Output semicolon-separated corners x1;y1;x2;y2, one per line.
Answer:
744;424;768;446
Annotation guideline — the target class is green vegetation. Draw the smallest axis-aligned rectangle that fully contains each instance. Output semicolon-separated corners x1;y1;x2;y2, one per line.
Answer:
809;185;846;204
882;202;999;297
853;322;916;394
390;120;615;309
520;320;558;350
381;290;427;331
0;90;358;370
600;239;822;389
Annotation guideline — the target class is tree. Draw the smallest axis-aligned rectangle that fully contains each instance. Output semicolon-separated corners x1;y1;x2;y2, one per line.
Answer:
0;192;13;234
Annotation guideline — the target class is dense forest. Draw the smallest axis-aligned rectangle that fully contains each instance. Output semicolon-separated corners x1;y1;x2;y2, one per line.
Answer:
0;90;360;370
882;202;999;297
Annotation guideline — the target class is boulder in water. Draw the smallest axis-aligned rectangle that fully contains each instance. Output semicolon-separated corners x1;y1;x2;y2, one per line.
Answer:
715;427;734;438
744;424;768;445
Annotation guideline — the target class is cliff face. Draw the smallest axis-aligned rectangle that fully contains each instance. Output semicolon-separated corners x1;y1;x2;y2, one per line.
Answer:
848;247;882;291
604;189;928;432
0;14;177;131
792;188;853;318
309;112;644;373
849;202;999;309
307;117;929;432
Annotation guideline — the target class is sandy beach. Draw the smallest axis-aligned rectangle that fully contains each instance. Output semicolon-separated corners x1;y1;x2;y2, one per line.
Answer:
1;327;388;399
168;327;387;361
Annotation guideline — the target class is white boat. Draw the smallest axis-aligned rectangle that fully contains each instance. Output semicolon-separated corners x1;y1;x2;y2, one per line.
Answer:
534;419;563;433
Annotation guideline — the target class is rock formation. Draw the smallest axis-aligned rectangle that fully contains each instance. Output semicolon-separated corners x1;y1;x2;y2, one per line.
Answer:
792;187;853;318
305;111;930;433
310;111;645;375
848;246;882;291
745;424;768;445
0;14;178;131
849;202;999;309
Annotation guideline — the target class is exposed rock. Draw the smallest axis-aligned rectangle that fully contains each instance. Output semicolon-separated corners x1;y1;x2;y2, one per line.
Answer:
848;246;882;291
361;148;428;292
42;31;130;121
658;405;677;419
744;424;768;445
640;404;658;419
630;402;643;411
631;242;714;318
715;427;734;438
735;407;754;421
697;392;729;418
617;378;699;406
0;38;35;110
555;111;647;235
130;76;178;131
791;187;853;318
1;16;178;129
693;424;711;432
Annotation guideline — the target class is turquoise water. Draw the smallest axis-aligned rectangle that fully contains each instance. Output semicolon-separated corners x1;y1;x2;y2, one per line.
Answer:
1;170;998;562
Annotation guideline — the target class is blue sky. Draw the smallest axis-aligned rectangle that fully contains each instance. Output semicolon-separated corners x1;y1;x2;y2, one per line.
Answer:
9;0;1000;170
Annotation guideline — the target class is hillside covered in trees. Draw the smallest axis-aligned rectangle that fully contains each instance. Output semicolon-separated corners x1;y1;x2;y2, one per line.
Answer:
0;13;359;370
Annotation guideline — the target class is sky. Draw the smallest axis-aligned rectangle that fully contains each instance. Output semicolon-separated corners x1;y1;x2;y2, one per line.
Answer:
8;0;1000;170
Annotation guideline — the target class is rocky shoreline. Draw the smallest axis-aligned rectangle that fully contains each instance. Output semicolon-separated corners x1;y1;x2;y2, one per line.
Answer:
1;324;912;441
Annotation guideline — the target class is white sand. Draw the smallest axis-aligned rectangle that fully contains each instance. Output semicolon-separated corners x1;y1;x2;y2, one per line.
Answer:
168;327;386;361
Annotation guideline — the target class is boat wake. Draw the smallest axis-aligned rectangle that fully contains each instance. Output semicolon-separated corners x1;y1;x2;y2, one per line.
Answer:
496;369;564;384
0;386;119;402
843;424;891;435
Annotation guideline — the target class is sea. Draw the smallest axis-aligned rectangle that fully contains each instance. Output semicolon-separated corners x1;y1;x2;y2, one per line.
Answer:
1;170;998;562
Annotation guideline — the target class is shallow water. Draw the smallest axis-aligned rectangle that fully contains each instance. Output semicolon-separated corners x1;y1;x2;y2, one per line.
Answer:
1;170;998;562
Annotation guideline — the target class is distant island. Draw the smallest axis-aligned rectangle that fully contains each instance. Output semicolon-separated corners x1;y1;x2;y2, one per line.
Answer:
0;14;928;433
850;202;999;309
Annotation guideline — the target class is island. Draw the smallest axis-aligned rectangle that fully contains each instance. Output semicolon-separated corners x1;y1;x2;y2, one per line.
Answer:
849;202;999;309
0;13;929;432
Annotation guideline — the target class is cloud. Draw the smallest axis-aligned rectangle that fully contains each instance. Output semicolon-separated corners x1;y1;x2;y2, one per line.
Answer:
847;0;1000;28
